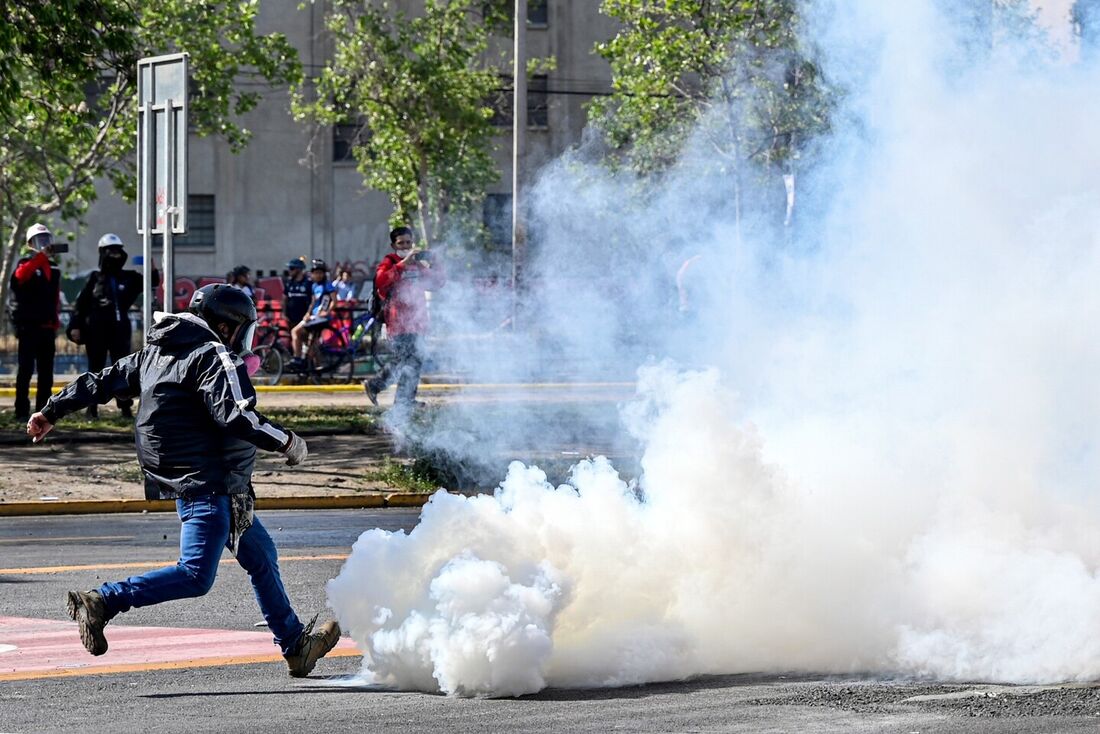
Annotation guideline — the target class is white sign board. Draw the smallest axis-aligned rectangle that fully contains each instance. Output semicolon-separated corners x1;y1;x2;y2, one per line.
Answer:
137;53;188;235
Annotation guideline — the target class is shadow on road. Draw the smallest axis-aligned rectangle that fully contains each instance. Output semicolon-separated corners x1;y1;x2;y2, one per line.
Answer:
137;672;817;702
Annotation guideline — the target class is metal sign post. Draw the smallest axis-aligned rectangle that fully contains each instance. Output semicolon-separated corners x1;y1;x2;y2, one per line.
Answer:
137;53;188;342
512;0;527;330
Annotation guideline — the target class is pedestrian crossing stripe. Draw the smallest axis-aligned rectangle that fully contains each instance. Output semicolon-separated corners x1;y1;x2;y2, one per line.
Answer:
0;616;359;681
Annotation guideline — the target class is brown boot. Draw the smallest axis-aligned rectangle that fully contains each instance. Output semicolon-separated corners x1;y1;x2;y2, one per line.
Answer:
285;617;341;678
66;590;109;656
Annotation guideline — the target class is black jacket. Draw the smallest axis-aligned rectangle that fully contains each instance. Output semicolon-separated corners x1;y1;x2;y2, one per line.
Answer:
71;268;152;335
9;251;60;331
42;312;291;500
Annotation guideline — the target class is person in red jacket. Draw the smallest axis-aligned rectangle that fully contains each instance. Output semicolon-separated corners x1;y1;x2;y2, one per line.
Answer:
10;223;62;420
363;226;445;410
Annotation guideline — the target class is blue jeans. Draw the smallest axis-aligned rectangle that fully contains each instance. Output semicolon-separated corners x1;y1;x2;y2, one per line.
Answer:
367;333;423;406
98;494;305;655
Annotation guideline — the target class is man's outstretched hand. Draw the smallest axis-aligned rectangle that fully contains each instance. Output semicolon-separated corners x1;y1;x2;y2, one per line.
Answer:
282;431;308;466
26;412;54;443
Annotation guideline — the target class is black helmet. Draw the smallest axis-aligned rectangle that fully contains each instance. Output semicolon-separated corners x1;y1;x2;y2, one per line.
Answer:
188;283;258;353
287;257;306;270
310;258;328;272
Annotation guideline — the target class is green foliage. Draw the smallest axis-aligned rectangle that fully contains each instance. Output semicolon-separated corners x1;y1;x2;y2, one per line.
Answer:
0;0;301;327
367;457;441;493
590;0;832;181
263;405;378;433
293;0;513;246
0;1;137;121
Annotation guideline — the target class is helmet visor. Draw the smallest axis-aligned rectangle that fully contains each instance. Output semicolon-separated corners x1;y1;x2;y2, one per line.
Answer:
234;321;258;354
29;233;52;250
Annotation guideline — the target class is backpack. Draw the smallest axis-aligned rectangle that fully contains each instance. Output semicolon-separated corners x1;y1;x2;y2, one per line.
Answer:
367;265;387;325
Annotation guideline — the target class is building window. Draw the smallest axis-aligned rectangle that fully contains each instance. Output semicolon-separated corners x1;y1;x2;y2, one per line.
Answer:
490;74;549;128
490;0;549;27
490;77;511;127
483;193;512;249
83;72;115;111
528;0;548;27
333;121;368;162
174;195;215;249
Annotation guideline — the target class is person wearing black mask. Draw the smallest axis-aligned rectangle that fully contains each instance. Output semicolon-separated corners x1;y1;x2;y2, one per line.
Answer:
69;234;157;419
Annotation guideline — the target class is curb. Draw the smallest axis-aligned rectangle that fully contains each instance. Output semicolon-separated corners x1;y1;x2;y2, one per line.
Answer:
0;493;434;517
0;381;634;397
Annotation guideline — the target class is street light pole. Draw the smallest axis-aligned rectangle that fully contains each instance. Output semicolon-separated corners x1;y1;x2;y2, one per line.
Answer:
512;0;527;328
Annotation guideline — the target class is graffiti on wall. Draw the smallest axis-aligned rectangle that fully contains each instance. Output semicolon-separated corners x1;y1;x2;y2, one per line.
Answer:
159;275;290;312
332;259;374;280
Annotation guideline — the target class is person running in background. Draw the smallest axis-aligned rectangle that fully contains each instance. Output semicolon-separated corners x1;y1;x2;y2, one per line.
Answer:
25;284;340;677
288;259;335;369
69;234;159;419
363;226;445;411
10;223;62;420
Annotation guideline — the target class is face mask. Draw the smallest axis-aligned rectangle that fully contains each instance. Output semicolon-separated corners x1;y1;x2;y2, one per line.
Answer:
101;249;126;270
29;233;52;251
242;352;261;377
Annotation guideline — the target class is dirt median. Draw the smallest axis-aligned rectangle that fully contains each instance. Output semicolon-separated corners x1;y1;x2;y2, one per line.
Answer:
0;432;403;504
0;385;639;504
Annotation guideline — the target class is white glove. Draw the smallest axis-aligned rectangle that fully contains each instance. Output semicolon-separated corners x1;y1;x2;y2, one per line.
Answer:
282;432;308;466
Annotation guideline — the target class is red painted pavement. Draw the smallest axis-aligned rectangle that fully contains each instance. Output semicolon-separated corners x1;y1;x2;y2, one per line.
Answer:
0;616;358;679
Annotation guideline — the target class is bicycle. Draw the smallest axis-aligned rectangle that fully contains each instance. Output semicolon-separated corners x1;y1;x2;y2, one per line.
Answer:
280;306;386;384
250;311;293;386
250;343;286;386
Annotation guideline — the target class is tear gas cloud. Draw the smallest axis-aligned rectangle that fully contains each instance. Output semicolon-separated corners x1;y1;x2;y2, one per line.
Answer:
329;0;1100;695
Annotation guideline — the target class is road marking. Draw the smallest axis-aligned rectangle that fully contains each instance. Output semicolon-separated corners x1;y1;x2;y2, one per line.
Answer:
0;616;359;682
0;649;363;682
0;553;347;576
0;536;134;545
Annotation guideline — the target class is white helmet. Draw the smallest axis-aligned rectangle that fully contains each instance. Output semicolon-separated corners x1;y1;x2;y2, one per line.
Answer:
98;233;125;249
25;223;52;249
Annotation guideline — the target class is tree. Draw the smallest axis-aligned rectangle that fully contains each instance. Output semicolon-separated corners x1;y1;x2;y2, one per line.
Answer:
0;1;137;121
0;0;300;325
293;0;512;246
992;0;1056;64
589;0;832;233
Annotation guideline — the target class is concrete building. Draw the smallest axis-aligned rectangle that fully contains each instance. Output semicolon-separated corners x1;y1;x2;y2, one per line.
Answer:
64;0;618;288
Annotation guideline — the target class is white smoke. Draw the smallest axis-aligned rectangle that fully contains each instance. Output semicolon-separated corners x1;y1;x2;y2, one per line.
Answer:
328;0;1100;694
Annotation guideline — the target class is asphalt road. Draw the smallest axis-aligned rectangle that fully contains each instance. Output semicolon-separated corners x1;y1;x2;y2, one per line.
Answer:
2;510;1099;734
